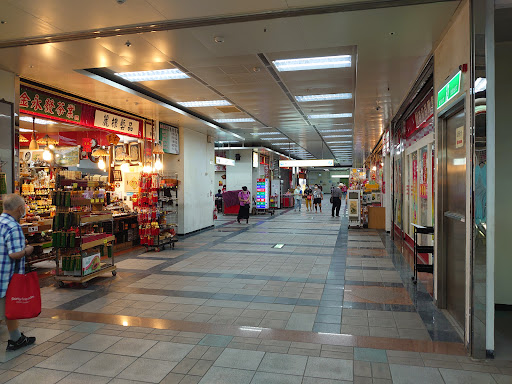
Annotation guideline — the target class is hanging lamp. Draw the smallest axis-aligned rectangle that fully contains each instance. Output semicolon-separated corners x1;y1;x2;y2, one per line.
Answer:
28;117;39;150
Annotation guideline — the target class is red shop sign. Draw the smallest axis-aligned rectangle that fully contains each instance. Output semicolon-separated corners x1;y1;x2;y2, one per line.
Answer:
82;138;92;153
405;91;434;138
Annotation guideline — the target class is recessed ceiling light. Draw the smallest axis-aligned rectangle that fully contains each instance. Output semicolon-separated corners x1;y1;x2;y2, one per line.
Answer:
322;135;352;138
273;55;351;72
250;132;283;136
308;113;352;119
178;100;231;107
326;141;352;144
215;140;240;143
115;68;189;81
215;118;255;123
296;93;352;102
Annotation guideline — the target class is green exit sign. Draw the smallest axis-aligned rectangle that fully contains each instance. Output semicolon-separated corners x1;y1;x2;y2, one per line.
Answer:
437;71;461;109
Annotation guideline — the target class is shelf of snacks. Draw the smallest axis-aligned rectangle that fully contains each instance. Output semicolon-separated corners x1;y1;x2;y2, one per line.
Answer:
52;187;116;288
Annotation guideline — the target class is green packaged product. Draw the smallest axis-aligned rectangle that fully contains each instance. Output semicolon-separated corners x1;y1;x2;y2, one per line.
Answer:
65;191;71;207
60;232;66;248
107;244;113;258
61;255;67;271
99;245;105;257
70;233;76;248
52;232;58;248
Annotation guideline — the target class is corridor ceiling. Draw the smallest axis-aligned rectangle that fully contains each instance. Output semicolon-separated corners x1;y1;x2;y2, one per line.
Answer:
0;0;460;166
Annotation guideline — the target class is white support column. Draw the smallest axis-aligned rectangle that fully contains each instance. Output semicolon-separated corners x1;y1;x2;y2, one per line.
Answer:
0;69;16;194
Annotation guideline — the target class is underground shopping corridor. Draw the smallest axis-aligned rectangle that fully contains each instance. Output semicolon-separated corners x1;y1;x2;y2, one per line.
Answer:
0;203;508;384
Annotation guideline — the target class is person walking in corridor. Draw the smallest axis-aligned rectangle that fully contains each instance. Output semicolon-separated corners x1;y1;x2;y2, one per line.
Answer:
331;183;343;217
0;194;36;351
237;186;251;224
294;185;302;212
304;184;313;212
313;184;323;213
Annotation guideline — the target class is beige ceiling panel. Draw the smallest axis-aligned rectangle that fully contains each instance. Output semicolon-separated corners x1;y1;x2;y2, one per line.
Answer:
0;2;61;40
7;0;164;35
147;0;288;22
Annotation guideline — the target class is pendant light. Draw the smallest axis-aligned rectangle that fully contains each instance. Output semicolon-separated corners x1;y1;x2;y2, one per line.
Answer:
28;117;39;150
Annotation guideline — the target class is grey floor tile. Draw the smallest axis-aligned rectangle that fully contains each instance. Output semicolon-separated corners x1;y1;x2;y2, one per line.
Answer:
214;348;265;371
250;371;302;384
4;367;69;384
285;313;316;331
389;364;444;384
354;348;388;363
142;342;195;362
104;338;158;357
397;328;431;340
117;358;177;383
302;377;352;384
70;323;105;333
305;356;353;381
258;352;307;375
36;349;97;371
369;327;400;338
68;334;122;353
198;366;255;384
199;335;233;348
75;353;137;377
439;368;497;384
56;372;111;384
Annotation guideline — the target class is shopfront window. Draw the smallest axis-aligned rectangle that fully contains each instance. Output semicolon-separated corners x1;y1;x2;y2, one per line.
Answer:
419;146;429;227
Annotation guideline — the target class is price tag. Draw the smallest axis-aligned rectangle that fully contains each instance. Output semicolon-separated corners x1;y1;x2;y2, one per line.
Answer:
28;226;38;233
73;183;78;189
103;239;108;245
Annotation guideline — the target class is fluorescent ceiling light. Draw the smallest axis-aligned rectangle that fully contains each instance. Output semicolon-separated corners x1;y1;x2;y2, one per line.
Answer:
273;55;351;72
215;140;240;144
279;159;334;167
216;156;235;166
215;118;255;123
250;132;282;136
261;137;288;141
322;135;352;138
308;113;352;119
19;116;57;125
115;69;189;81
178;100;231;107
318;129;352;133
296;93;352;102
475;77;487;93
331;175;350;178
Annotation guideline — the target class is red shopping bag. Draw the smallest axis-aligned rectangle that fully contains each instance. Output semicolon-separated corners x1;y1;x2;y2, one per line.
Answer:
5;268;41;320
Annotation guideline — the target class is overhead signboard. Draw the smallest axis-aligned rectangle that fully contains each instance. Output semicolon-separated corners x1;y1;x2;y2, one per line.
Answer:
20;85;82;123
437;71;461;110
93;110;140;136
216;156;235;166
279;159;334;168
159;122;180;154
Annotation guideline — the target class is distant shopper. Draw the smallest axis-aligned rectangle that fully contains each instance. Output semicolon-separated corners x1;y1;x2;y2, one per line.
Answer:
215;189;223;213
341;183;348;199
313;184;323;213
304;184;313;212
331;183;343;217
237;186;251;224
0;194;36;351
293;185;302;212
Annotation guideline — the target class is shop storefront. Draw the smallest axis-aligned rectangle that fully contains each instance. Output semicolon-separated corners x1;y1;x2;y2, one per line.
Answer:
12;81;177;285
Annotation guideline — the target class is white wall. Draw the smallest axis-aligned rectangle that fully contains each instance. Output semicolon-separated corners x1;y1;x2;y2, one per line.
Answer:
163;127;214;235
494;41;512;305
0;69;15;193
225;149;253;192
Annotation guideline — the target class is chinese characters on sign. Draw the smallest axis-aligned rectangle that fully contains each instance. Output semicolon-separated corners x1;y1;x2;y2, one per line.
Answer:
93;110;140;136
20;86;82;122
159;122;180;155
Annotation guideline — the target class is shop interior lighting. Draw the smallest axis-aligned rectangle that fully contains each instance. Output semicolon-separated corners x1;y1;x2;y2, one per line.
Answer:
120;162;130;172
143;165;152;173
97;158;106;170
42;148;52;161
475;77;487;93
215;118;255;123
273;55;351;72
178;100;231;108
295;93;352;102
154;157;163;170
308;113;352;119
19;116;57;125
115;68;189;82
331;174;350;178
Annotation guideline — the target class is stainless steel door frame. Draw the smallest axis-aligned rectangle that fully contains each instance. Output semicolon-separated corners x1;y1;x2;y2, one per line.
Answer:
436;98;466;312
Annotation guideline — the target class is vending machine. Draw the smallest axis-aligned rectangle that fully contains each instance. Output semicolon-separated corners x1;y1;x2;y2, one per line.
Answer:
256;178;269;210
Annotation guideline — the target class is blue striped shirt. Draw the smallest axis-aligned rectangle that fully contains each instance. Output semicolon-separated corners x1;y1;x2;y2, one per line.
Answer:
0;213;25;298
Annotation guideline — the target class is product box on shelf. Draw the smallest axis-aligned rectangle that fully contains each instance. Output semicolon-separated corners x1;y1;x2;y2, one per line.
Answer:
82;253;101;276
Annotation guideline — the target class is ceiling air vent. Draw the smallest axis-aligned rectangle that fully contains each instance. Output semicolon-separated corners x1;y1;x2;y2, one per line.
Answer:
216;106;241;113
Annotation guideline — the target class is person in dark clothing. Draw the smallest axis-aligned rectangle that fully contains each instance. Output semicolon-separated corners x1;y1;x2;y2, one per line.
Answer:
215;189;223;213
331;184;343;217
237;186;251;224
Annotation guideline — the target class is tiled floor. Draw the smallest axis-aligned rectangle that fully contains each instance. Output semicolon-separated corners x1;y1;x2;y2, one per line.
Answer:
1;201;510;383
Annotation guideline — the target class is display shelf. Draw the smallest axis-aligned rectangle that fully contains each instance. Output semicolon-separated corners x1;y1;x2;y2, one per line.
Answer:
81;235;116;250
55;265;117;286
80;214;113;224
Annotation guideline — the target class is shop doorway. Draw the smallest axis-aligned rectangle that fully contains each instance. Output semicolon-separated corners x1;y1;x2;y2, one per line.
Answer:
438;104;466;328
